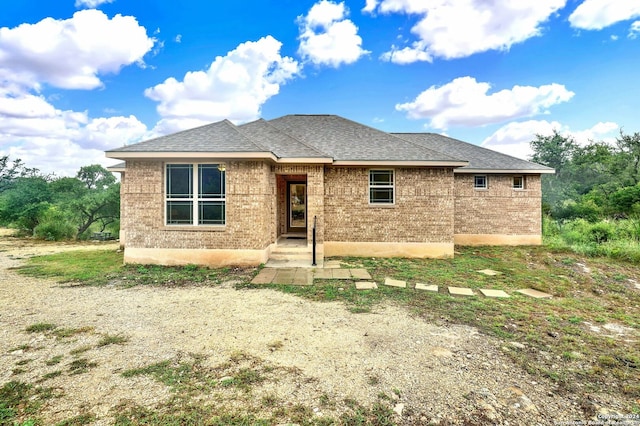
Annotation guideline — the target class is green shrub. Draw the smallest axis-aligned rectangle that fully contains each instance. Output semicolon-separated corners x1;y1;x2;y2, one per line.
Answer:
33;207;76;241
586;221;615;244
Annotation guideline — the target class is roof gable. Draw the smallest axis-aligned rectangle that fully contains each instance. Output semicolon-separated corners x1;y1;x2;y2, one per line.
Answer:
238;119;329;159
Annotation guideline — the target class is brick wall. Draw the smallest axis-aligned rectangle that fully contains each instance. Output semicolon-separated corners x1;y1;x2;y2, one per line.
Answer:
454;174;542;235
324;167;454;243
122;160;274;250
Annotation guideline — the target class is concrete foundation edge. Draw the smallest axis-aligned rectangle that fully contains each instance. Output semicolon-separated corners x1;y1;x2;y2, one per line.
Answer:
324;241;454;258
124;246;273;267
454;234;542;246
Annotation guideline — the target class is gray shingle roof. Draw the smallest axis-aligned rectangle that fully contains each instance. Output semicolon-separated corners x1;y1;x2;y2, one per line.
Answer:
107;119;267;153
394;133;554;172
268;115;462;163
238;119;328;158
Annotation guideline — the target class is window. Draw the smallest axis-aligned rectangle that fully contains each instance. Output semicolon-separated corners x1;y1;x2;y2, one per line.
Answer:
369;170;394;204
474;175;487;189
166;164;225;225
513;176;524;190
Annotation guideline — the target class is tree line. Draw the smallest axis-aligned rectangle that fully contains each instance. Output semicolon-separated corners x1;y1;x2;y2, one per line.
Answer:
531;130;640;220
0;157;120;240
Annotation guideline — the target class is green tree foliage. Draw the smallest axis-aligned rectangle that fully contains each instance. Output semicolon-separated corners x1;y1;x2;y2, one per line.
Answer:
530;130;640;220
0;160;120;239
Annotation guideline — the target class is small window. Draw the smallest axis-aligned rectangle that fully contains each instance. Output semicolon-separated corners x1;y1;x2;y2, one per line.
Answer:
474;175;487;190
369;170;394;204
166;163;225;225
513;176;524;190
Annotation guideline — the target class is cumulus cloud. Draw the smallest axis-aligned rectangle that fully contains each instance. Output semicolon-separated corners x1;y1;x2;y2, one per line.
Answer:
145;36;300;133
369;0;565;63
396;77;574;130
297;0;369;67
629;21;640;38
75;0;114;8
569;0;640;30
0;10;155;90
481;120;619;160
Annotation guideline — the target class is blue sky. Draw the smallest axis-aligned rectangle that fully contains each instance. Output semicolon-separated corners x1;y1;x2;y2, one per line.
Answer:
1;0;640;175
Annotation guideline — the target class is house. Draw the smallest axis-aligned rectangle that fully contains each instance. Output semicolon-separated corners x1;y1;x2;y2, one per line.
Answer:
105;114;553;267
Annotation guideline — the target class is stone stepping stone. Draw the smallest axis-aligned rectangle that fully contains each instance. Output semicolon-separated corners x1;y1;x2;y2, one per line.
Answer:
324;260;342;269
516;289;552;299
313;269;334;279
350;268;372;280
356;281;378;290
251;268;277;284
477;269;501;276
448;286;474;296
332;269;352;279
383;278;407;288
415;283;438;292
479;289;510;298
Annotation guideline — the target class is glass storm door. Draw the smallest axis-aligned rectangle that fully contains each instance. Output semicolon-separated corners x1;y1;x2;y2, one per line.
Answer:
288;183;307;231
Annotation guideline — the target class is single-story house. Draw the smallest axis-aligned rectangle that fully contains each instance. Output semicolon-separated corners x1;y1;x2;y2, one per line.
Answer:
105;114;554;267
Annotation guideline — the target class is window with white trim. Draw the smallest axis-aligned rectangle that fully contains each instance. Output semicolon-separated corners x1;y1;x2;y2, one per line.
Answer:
474;175;487;189
513;175;524;190
369;169;394;204
166;163;225;225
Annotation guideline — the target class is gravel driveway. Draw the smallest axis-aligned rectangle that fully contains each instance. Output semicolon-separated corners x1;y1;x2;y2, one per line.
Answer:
0;234;587;425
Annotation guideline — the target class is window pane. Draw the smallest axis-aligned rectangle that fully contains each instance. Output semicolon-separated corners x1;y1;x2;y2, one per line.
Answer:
513;176;523;189
167;164;192;198
167;201;193;224
199;201;225;225
474;176;487;189
370;188;393;204
370;170;393;186
199;165;225;197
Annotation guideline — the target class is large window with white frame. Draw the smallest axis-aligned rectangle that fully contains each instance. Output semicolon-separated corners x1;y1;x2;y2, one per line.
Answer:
474;175;487;190
166;163;225;225
369;169;394;204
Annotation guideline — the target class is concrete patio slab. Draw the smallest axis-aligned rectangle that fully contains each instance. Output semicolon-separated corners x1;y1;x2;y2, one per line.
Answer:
477;269;502;276
479;289;510;298
350;269;372;280
383;278;407;288
448;286;475;296
356;281;378;290
415;283;438;292
516;289;553;299
323;260;342;269
332;269;352;279
250;268;277;284
313;269;335;279
292;269;313;286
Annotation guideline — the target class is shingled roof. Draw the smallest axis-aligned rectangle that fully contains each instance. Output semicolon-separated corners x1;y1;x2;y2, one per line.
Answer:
394;133;554;173
106;114;552;172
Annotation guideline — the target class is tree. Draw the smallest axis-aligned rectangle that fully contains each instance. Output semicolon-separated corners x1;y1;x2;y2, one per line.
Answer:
77;164;116;190
0;156;40;193
615;131;640;186
0;176;53;232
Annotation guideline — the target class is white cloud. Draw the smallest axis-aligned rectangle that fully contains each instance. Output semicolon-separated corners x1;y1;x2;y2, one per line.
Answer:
629;20;640;38
396;76;574;130
145;36;300;133
297;0;369;67
481;120;619;160
0;10;155;90
175;34;182;43
75;0;114;8
369;0;565;63
362;0;379;13
569;0;640;30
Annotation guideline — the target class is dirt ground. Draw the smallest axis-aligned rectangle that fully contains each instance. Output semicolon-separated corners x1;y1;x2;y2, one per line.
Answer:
0;231;609;425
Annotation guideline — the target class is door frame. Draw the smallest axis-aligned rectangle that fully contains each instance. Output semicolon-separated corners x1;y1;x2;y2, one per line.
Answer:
287;181;307;233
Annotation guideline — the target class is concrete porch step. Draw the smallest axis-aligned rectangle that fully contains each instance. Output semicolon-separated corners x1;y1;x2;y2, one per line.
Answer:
271;246;311;254
269;252;312;261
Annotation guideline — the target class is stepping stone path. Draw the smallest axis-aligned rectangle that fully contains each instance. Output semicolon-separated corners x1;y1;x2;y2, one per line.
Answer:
516;288;553;299
477;269;502;276
355;281;377;290
479;289;510;298
415;283;438;292
448;286;475;296
383;278;407;288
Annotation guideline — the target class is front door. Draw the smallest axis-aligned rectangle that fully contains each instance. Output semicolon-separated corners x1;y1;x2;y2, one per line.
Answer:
288;183;307;233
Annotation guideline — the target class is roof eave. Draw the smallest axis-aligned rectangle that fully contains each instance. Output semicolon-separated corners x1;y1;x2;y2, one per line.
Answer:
105;151;278;162
331;160;468;167
455;168;556;174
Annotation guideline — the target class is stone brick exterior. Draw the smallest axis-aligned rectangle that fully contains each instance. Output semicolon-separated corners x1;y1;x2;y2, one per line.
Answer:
121;160;274;251
324;167;454;243
454;174;542;236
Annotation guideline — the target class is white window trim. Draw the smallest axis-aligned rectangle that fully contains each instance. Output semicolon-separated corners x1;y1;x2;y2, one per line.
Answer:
165;162;226;226
474;175;488;190
513;175;525;190
369;169;395;205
